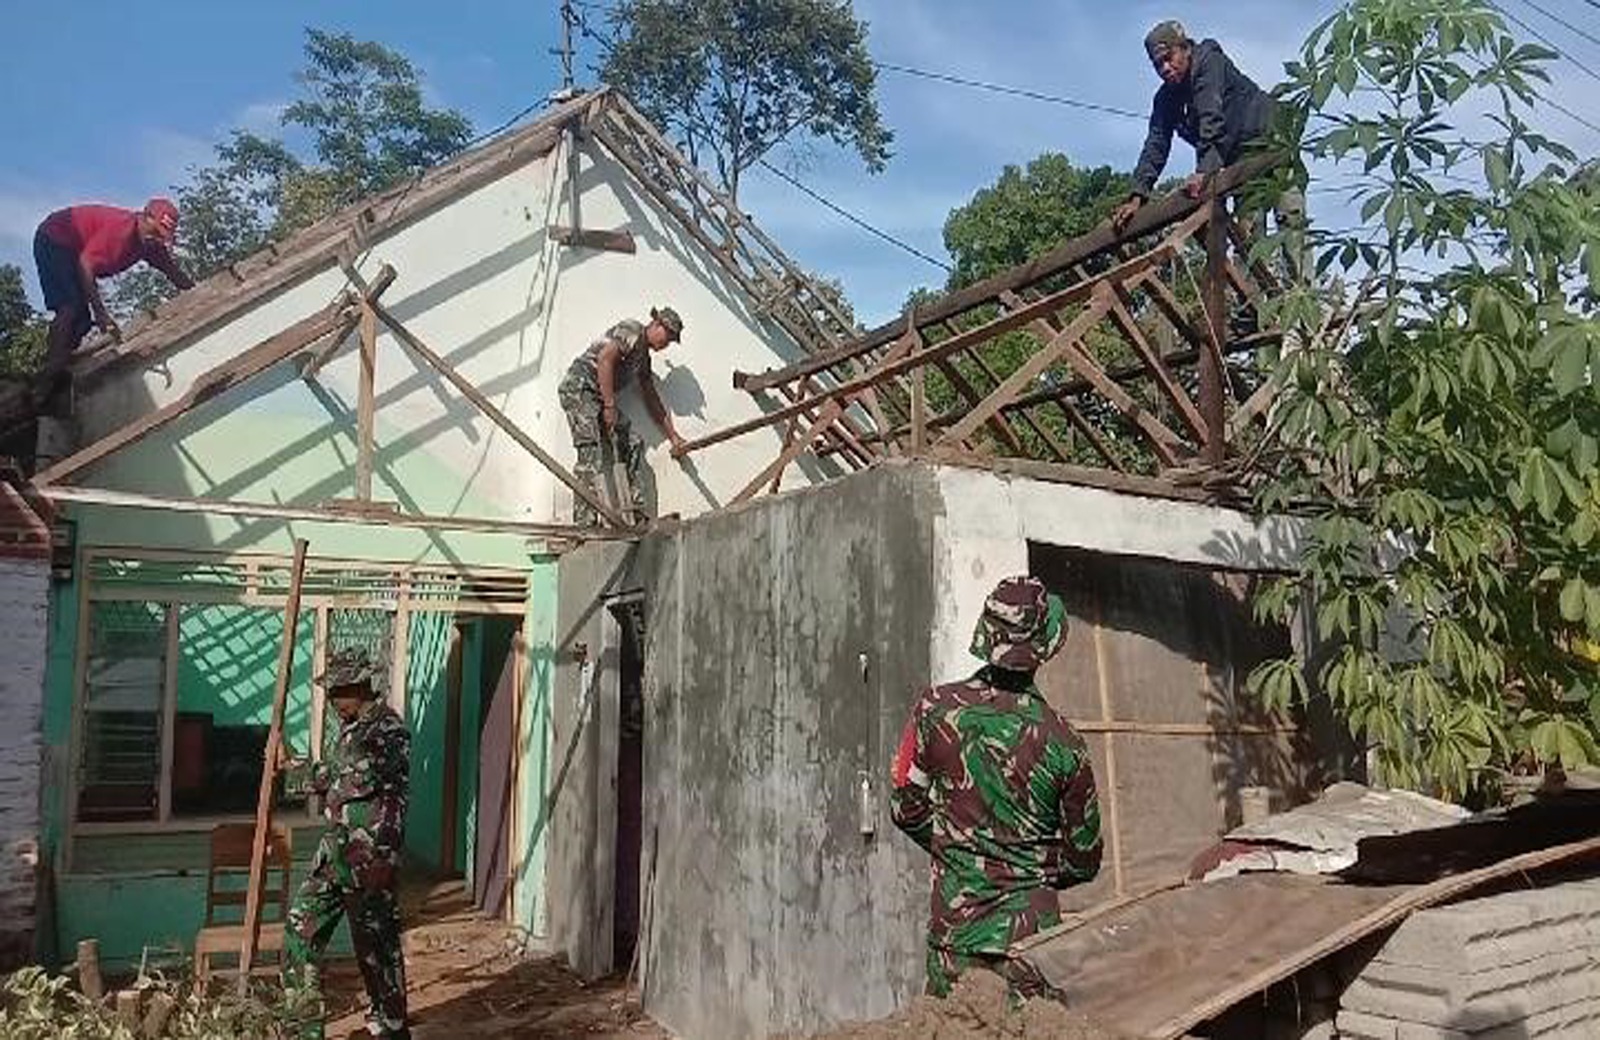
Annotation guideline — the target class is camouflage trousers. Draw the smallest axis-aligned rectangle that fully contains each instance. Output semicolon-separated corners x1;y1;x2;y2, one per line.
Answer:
282;868;408;1039
559;384;645;525
925;943;1064;1004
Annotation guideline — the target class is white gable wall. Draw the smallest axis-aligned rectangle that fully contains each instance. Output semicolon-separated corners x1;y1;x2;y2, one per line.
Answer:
72;130;836;532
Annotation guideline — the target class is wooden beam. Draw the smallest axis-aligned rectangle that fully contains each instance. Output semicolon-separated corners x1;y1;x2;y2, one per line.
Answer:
238;538;309;991
368;301;628;528
1201;197;1230;463
40;485;634;540
36;304;359;487
990;292;1126;471
1107;280;1209;443
910;363;927;453
993;285;1187;465
676;244;1178;457
732;155;1277;394
300;263;395;381
925;447;1224;505
1139;275;1208;355
356;298;377;500
730;399;844;506
938;290;1116;447
548;226;637;254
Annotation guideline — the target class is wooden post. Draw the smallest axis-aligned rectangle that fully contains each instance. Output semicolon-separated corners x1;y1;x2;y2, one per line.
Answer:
1201;195;1230;465
76;939;103;1000
238;538;310;992
440;625;464;871
910;363;927;454
142;992;177;1038
115;990;141;1028
356;299;377;500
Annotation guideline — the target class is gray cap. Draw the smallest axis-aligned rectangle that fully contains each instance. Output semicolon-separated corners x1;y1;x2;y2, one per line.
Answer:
1145;20;1190;61
316;646;382;695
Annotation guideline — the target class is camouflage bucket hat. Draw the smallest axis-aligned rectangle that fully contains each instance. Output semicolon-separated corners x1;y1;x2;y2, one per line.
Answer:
1144;19;1189;61
651;306;684;340
316;646;383;696
970;576;1068;672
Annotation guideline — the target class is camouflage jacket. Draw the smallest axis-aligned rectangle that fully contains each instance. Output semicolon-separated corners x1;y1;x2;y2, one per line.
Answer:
890;668;1102;955
311;700;410;883
559;318;652;400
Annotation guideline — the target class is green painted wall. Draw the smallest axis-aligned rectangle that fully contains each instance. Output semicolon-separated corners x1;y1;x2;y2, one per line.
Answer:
402;611;452;870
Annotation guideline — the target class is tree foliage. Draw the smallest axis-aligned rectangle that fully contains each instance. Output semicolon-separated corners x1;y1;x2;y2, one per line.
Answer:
601;0;892;202
112;30;471;317
0;265;46;378
1245;0;1600;799
941;154;1130;289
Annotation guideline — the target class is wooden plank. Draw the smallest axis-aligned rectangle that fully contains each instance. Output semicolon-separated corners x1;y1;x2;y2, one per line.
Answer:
369;300;628;528
548;225;638;254
730;399;845;505
678;245;1179;457
356;298;377;501
1140;275;1208;352
1201;198;1230;464
311;607;329;761
35;306;357;487
910;363;927;453
924;448;1224;504
937;290;1115;448
1107;281;1209;443
1149;836;1600;1039
238;538;309;991
731;157;1272;394
42;485;631;540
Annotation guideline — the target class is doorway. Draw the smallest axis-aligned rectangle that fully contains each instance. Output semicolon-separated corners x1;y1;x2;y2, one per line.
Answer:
610;602;644;973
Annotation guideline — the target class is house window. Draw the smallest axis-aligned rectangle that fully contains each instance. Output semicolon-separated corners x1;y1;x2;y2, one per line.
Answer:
77;602;167;823
171;604;313;818
76;599;319;826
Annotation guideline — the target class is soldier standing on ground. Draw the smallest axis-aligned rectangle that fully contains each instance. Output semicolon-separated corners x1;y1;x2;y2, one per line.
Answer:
281;647;412;1040
891;576;1103;1000
558;307;689;526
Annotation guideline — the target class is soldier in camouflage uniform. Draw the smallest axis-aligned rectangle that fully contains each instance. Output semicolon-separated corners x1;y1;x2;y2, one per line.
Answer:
281;647;412;1040
559;307;689;525
891;576;1102;1000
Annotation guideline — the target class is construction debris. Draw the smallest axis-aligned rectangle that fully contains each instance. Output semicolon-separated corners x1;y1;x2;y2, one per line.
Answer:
796;970;1127;1040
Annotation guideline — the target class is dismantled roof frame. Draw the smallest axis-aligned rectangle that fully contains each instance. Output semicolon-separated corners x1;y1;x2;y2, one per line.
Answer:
676;153;1286;501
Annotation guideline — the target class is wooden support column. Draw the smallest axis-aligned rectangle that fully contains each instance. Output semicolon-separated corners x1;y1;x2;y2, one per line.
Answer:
1201;197;1230;464
356;298;377;501
239;538;310;991
910;362;927;453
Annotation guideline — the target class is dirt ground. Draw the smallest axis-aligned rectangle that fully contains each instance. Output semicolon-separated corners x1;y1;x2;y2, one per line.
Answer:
799;970;1126;1040
321;880;668;1039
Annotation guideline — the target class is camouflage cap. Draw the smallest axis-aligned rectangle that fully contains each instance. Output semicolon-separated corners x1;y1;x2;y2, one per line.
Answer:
969;576;1068;672
1144;20;1190;61
316;646;382;696
651;306;684;340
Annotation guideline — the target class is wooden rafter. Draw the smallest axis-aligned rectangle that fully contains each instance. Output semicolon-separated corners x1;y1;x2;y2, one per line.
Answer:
35;269;397;488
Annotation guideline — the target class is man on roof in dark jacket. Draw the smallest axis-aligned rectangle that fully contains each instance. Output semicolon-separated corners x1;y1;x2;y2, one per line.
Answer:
1111;21;1275;232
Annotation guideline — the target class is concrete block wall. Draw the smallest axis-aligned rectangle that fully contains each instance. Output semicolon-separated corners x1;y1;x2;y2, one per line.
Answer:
0;558;48;968
1338;878;1600;1039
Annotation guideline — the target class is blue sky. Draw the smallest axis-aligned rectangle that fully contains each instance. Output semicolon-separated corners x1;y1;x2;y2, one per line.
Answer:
4;1;1598;324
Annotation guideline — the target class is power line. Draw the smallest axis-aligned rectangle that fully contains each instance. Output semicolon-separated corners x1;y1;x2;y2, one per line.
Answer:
1513;0;1600;51
1489;0;1600;85
871;61;1145;121
754;158;953;273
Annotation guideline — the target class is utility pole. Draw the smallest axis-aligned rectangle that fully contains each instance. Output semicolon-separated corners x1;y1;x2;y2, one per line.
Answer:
552;0;580;102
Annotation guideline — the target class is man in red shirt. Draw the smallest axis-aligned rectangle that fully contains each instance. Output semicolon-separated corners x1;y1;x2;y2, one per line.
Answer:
32;198;194;397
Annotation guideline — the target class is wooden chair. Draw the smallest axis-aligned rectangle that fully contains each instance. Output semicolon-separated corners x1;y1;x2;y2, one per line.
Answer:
193;822;293;986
